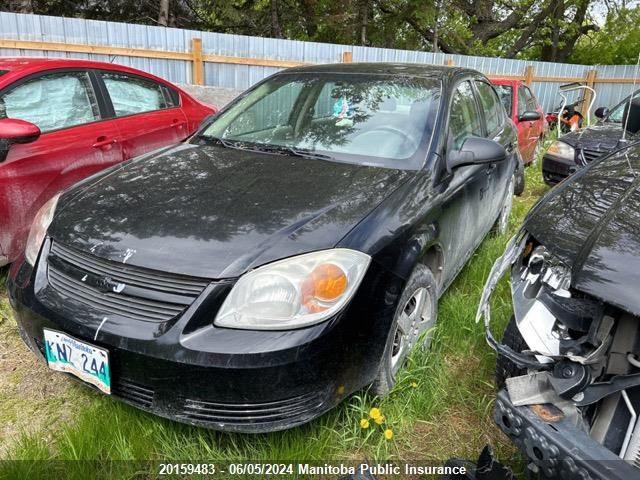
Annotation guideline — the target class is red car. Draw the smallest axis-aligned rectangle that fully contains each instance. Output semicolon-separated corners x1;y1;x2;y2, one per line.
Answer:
490;78;545;165
0;57;215;266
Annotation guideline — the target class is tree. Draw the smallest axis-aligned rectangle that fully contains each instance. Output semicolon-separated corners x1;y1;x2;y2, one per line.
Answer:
569;6;640;64
0;0;633;64
158;0;170;26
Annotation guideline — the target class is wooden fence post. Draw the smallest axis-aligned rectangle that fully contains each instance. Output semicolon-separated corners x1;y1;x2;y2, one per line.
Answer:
582;68;598;117
191;37;204;85
341;51;353;63
445;58;455;66
524;65;534;86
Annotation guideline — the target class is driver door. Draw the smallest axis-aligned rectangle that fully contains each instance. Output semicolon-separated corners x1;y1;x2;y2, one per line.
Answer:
437;81;489;281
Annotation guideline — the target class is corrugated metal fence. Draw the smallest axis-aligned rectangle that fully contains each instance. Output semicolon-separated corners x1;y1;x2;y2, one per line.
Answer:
1;11;638;110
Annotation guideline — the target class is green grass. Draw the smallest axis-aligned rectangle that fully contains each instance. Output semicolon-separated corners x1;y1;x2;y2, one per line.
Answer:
0;159;549;479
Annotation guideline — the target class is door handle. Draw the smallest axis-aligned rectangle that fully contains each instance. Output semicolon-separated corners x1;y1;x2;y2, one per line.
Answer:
92;136;116;149
170;119;187;128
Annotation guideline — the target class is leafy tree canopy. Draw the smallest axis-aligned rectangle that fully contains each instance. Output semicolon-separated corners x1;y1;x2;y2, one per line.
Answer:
1;0;639;64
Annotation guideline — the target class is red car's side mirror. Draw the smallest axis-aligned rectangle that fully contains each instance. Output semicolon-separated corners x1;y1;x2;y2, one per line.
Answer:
0;118;41;162
0;118;41;144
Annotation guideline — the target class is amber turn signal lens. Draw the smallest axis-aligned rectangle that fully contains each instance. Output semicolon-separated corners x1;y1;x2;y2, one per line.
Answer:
301;263;348;312
311;263;348;301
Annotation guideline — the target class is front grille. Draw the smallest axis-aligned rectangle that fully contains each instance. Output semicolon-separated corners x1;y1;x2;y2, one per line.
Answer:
178;392;323;426
580;148;604;165
47;241;210;322
112;378;155;408
50;241;209;295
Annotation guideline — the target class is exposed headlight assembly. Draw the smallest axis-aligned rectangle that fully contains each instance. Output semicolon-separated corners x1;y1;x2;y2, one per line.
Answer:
215;249;371;330
546;141;575;161
25;194;60;266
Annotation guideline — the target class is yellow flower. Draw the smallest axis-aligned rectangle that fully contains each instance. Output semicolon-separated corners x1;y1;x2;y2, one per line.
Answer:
369;408;381;419
374;415;385;425
384;428;394;440
411;382;418;388
360;418;370;429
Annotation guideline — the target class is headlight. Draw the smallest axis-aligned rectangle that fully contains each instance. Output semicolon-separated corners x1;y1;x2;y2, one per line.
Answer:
25;194;60;266
546;141;575;161
214;249;371;330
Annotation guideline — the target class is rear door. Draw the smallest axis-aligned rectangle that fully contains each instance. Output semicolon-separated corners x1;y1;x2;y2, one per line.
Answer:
0;69;123;261
97;71;187;159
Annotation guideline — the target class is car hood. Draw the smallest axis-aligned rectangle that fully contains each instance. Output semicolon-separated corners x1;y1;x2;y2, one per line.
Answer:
558;123;624;151
50;143;410;278
524;142;640;315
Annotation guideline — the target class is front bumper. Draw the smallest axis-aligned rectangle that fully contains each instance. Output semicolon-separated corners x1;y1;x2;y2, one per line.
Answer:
8;242;400;433
495;389;640;479
542;153;577;185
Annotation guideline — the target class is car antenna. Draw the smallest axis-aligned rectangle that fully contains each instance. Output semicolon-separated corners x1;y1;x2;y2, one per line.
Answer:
619;52;640;147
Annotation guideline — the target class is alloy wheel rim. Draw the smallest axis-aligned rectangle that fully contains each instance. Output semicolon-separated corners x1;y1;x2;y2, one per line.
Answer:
390;286;433;373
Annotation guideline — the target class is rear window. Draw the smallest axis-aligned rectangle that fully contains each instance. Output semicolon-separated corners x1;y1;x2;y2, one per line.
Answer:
493;85;513;115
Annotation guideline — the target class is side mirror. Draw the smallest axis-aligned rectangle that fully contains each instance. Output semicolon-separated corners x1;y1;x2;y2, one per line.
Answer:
594;107;609;119
0;118;41;144
448;136;507;170
622;100;640;135
519;111;541;122
0;118;41;163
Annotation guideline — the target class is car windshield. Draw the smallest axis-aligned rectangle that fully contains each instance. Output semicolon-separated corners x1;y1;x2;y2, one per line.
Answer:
493;85;512;115
199;73;441;169
606;89;640;124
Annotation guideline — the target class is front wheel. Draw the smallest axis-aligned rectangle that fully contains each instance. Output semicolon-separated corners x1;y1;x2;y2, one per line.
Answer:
371;264;438;396
532;139;542;167
495;316;527;390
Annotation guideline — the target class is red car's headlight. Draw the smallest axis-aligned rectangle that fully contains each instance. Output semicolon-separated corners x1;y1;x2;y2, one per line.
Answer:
25;194;60;266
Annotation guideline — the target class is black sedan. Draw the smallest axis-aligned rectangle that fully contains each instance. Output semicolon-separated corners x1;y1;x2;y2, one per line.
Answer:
478;141;640;478
8;63;518;432
542;89;640;185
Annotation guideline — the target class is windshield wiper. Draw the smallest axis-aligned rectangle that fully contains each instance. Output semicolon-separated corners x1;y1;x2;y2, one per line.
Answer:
285;147;333;160
201;137;333;160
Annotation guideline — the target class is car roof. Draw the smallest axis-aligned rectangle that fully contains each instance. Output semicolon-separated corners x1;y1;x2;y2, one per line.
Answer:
280;62;481;80
0;57;168;81
489;78;521;87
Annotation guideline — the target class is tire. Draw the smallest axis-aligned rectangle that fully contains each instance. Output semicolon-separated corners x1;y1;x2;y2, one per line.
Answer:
532;138;542;167
492;173;514;236
372;264;438;396
495;316;527;390
513;154;525;196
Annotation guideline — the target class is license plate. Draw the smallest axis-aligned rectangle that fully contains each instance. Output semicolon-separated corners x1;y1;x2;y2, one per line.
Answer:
43;329;111;394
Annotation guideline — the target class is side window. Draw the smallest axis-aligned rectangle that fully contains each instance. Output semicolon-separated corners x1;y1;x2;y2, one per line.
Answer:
607;91;640;123
101;72;169;116
313;83;336;118
449;81;483;150
225;82;303;137
0;71;100;133
524;87;537;111
517;86;529;117
475;81;504;135
162;85;180;108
